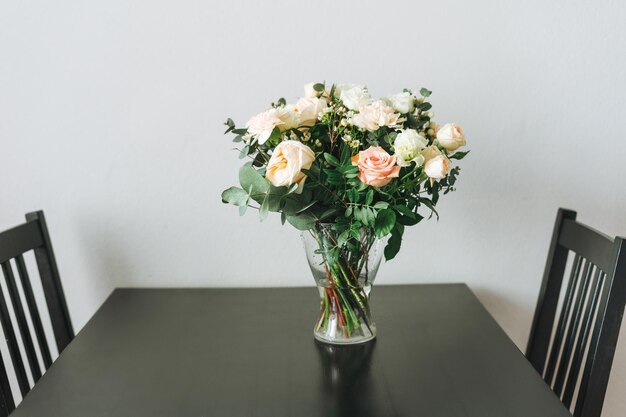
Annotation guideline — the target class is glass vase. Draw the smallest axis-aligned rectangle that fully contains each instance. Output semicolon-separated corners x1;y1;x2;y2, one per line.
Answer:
301;223;384;345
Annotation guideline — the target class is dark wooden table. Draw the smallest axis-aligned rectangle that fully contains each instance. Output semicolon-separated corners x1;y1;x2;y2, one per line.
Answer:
12;284;572;417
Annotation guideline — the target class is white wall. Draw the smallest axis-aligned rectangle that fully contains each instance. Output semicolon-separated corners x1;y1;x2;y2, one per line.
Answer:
1;0;626;414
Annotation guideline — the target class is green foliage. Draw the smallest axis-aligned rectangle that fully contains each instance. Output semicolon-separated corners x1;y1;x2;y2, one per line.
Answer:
220;84;467;260
449;150;469;160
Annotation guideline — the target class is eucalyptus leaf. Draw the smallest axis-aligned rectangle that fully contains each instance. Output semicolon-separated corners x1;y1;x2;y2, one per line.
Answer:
239;165;269;197
449;151;469;160
221;187;248;206
286;213;317;231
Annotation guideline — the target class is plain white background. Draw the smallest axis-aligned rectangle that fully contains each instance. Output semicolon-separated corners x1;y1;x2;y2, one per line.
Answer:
1;0;626;414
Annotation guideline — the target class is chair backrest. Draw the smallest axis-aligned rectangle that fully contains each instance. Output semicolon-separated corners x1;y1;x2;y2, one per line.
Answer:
0;211;74;415
527;208;626;417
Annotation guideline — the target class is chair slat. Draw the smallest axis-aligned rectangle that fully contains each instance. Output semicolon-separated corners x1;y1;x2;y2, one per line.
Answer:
544;254;582;383
4;260;43;382
553;260;594;396
0;351;15;416
14;255;53;369
27;211;74;352
527;209;577;374
562;269;604;407
0;262;31;397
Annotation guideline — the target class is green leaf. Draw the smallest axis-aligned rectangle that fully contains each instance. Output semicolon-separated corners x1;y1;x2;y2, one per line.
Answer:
323;153;341;167
238;145;250;159
365;190;374;205
259;196;269;221
319;208;338;221
267;126;281;143
374;209;396;238
449;150;469;160
419;102;432;111
224;118;235;134
286;213;316;231
313;83;325;92
419;88;432;97
221;187;248;206
239;165;270;197
384;225;404;261
373;201;389;210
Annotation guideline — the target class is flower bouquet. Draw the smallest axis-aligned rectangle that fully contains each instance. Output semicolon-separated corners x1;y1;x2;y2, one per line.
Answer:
222;83;468;344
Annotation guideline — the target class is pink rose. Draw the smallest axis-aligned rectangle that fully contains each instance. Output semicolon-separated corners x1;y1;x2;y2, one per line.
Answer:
351;146;401;187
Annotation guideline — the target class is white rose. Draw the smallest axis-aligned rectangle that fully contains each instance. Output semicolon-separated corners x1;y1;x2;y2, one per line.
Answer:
265;140;315;193
245;109;284;144
336;84;371;110
351;100;401;132
295;97;327;126
304;83;322;98
424;154;451;179
436;123;466;152
393;129;428;167
278;105;301;131
385;91;415;114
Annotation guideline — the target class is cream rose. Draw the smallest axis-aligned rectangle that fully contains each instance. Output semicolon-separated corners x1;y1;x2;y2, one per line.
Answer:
336;84;371;110
351;146;401;187
303;83;324;98
424;154;451;179
294;97;327;126
246;109;284;144
351;100;401;132
420;145;442;162
278;105;301;131
385;91;415;114
393;129;428;167
265;140;315;192
436;123;466;152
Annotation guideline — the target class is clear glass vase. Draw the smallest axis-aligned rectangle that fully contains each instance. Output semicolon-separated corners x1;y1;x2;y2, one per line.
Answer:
301;223;384;345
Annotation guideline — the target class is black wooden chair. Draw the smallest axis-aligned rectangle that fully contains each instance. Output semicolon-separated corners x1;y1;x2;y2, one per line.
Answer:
0;211;74;415
527;208;626;417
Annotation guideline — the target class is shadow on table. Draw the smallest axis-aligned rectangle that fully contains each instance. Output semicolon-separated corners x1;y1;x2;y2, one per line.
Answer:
315;340;390;417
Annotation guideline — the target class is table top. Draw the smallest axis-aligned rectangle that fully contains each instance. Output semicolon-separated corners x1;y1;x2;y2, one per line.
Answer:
13;284;571;417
